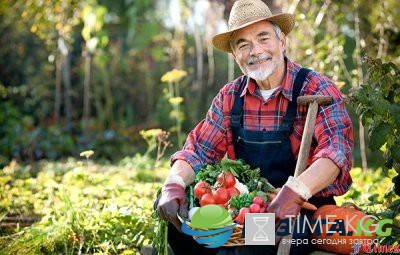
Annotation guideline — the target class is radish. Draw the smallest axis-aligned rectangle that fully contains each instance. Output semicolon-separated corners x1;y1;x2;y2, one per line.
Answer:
249;203;261;213
252;196;265;207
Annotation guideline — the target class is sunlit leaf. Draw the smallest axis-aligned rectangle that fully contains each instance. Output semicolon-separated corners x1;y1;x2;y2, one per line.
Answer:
80;150;94;158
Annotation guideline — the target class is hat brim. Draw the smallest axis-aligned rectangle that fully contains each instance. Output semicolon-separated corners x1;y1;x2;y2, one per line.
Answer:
212;13;295;53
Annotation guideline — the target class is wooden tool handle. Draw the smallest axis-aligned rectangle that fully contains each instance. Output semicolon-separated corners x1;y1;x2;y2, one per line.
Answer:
277;101;319;255
293;101;319;177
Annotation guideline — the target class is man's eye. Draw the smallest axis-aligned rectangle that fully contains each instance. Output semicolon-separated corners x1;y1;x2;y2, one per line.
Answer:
238;44;248;50
261;37;270;42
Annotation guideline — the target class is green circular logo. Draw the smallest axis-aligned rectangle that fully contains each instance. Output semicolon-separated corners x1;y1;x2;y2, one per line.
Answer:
190;205;233;229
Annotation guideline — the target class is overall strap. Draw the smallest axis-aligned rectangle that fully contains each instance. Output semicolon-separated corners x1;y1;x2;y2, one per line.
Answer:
283;68;311;123
231;76;247;126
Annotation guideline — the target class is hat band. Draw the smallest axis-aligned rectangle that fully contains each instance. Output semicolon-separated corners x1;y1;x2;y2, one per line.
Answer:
229;15;270;31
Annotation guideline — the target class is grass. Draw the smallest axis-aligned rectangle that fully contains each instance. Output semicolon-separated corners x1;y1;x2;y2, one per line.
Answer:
0;157;398;254
0;154;169;254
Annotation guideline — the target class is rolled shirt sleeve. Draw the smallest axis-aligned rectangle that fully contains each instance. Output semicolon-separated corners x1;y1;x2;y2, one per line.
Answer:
308;73;354;196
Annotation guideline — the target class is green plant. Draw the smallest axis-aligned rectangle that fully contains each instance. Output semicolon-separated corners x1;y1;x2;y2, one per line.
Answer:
140;129;172;167
151;187;169;255
0;101;21;167
350;56;400;244
0;155;167;254
161;69;187;147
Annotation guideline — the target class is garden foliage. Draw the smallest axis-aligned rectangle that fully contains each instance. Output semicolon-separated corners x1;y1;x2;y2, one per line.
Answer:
350;56;400;244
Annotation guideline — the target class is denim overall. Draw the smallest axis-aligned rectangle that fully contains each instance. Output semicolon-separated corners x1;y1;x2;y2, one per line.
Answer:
232;68;309;189
167;69;335;255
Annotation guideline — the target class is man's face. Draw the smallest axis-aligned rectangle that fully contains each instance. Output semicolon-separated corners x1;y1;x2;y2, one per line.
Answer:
230;20;286;82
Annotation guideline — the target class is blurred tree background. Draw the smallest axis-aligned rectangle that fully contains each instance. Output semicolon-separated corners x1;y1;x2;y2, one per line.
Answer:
0;0;399;253
0;0;399;167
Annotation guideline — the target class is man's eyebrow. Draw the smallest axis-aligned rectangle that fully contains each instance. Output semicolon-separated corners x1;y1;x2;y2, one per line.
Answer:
235;38;247;46
257;31;271;37
232;31;272;46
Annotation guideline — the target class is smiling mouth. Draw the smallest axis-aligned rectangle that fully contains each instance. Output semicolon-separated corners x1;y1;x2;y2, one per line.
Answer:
248;57;271;65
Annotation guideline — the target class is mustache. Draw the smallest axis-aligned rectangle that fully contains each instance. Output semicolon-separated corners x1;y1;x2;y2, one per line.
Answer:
247;54;272;65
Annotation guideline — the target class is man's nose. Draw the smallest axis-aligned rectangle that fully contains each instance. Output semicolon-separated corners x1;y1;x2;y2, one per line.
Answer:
249;42;264;56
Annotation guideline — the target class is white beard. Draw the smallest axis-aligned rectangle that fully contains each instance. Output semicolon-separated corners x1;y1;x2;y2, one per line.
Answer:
247;62;277;81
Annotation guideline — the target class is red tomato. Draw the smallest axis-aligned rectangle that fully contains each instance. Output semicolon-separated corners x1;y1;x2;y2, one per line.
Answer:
249;203;261;213
252;196;265;207
213;187;230;204
227;187;240;198
259;207;266;213
194;181;212;200
235;207;250;224
216;171;236;188
200;193;215;206
235;214;244;225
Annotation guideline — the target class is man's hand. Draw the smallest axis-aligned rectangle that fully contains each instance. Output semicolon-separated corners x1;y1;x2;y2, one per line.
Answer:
267;185;305;229
268;188;317;211
156;183;188;231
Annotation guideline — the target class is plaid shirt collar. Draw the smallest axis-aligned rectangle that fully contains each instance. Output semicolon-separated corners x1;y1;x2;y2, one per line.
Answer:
239;57;301;102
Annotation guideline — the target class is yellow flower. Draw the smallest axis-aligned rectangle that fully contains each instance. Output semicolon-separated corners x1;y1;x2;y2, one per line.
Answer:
168;97;184;105
161;69;187;83
139;129;163;139
30;25;38;33
335;81;346;89
80;150;94;158
120;250;135;255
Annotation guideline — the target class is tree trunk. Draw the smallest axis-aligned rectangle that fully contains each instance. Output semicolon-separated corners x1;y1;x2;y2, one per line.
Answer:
145;73;152;122
206;42;215;88
94;85;105;130
205;0;221;88
60;0;72;128
83;50;93;143
193;21;204;121
62;51;72;128
358;118;368;171
104;68;114;128
54;51;62;123
376;1;388;60
286;0;300;13
354;4;368;172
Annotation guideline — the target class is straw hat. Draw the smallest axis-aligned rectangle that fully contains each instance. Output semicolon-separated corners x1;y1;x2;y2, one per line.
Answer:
212;0;295;53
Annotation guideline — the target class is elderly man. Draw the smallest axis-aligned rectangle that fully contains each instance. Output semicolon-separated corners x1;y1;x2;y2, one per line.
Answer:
156;0;353;254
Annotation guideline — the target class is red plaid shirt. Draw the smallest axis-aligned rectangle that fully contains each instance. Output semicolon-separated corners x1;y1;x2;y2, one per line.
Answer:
172;59;354;197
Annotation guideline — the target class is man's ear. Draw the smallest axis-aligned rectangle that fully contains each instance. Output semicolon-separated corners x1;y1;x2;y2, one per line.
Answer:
280;32;286;50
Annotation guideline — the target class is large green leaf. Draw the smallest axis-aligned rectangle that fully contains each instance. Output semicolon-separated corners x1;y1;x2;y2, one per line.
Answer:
370;95;391;116
390;104;400;127
391;145;400;163
388;199;400;210
368;122;392;151
377;73;396;97
395;183;400;196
